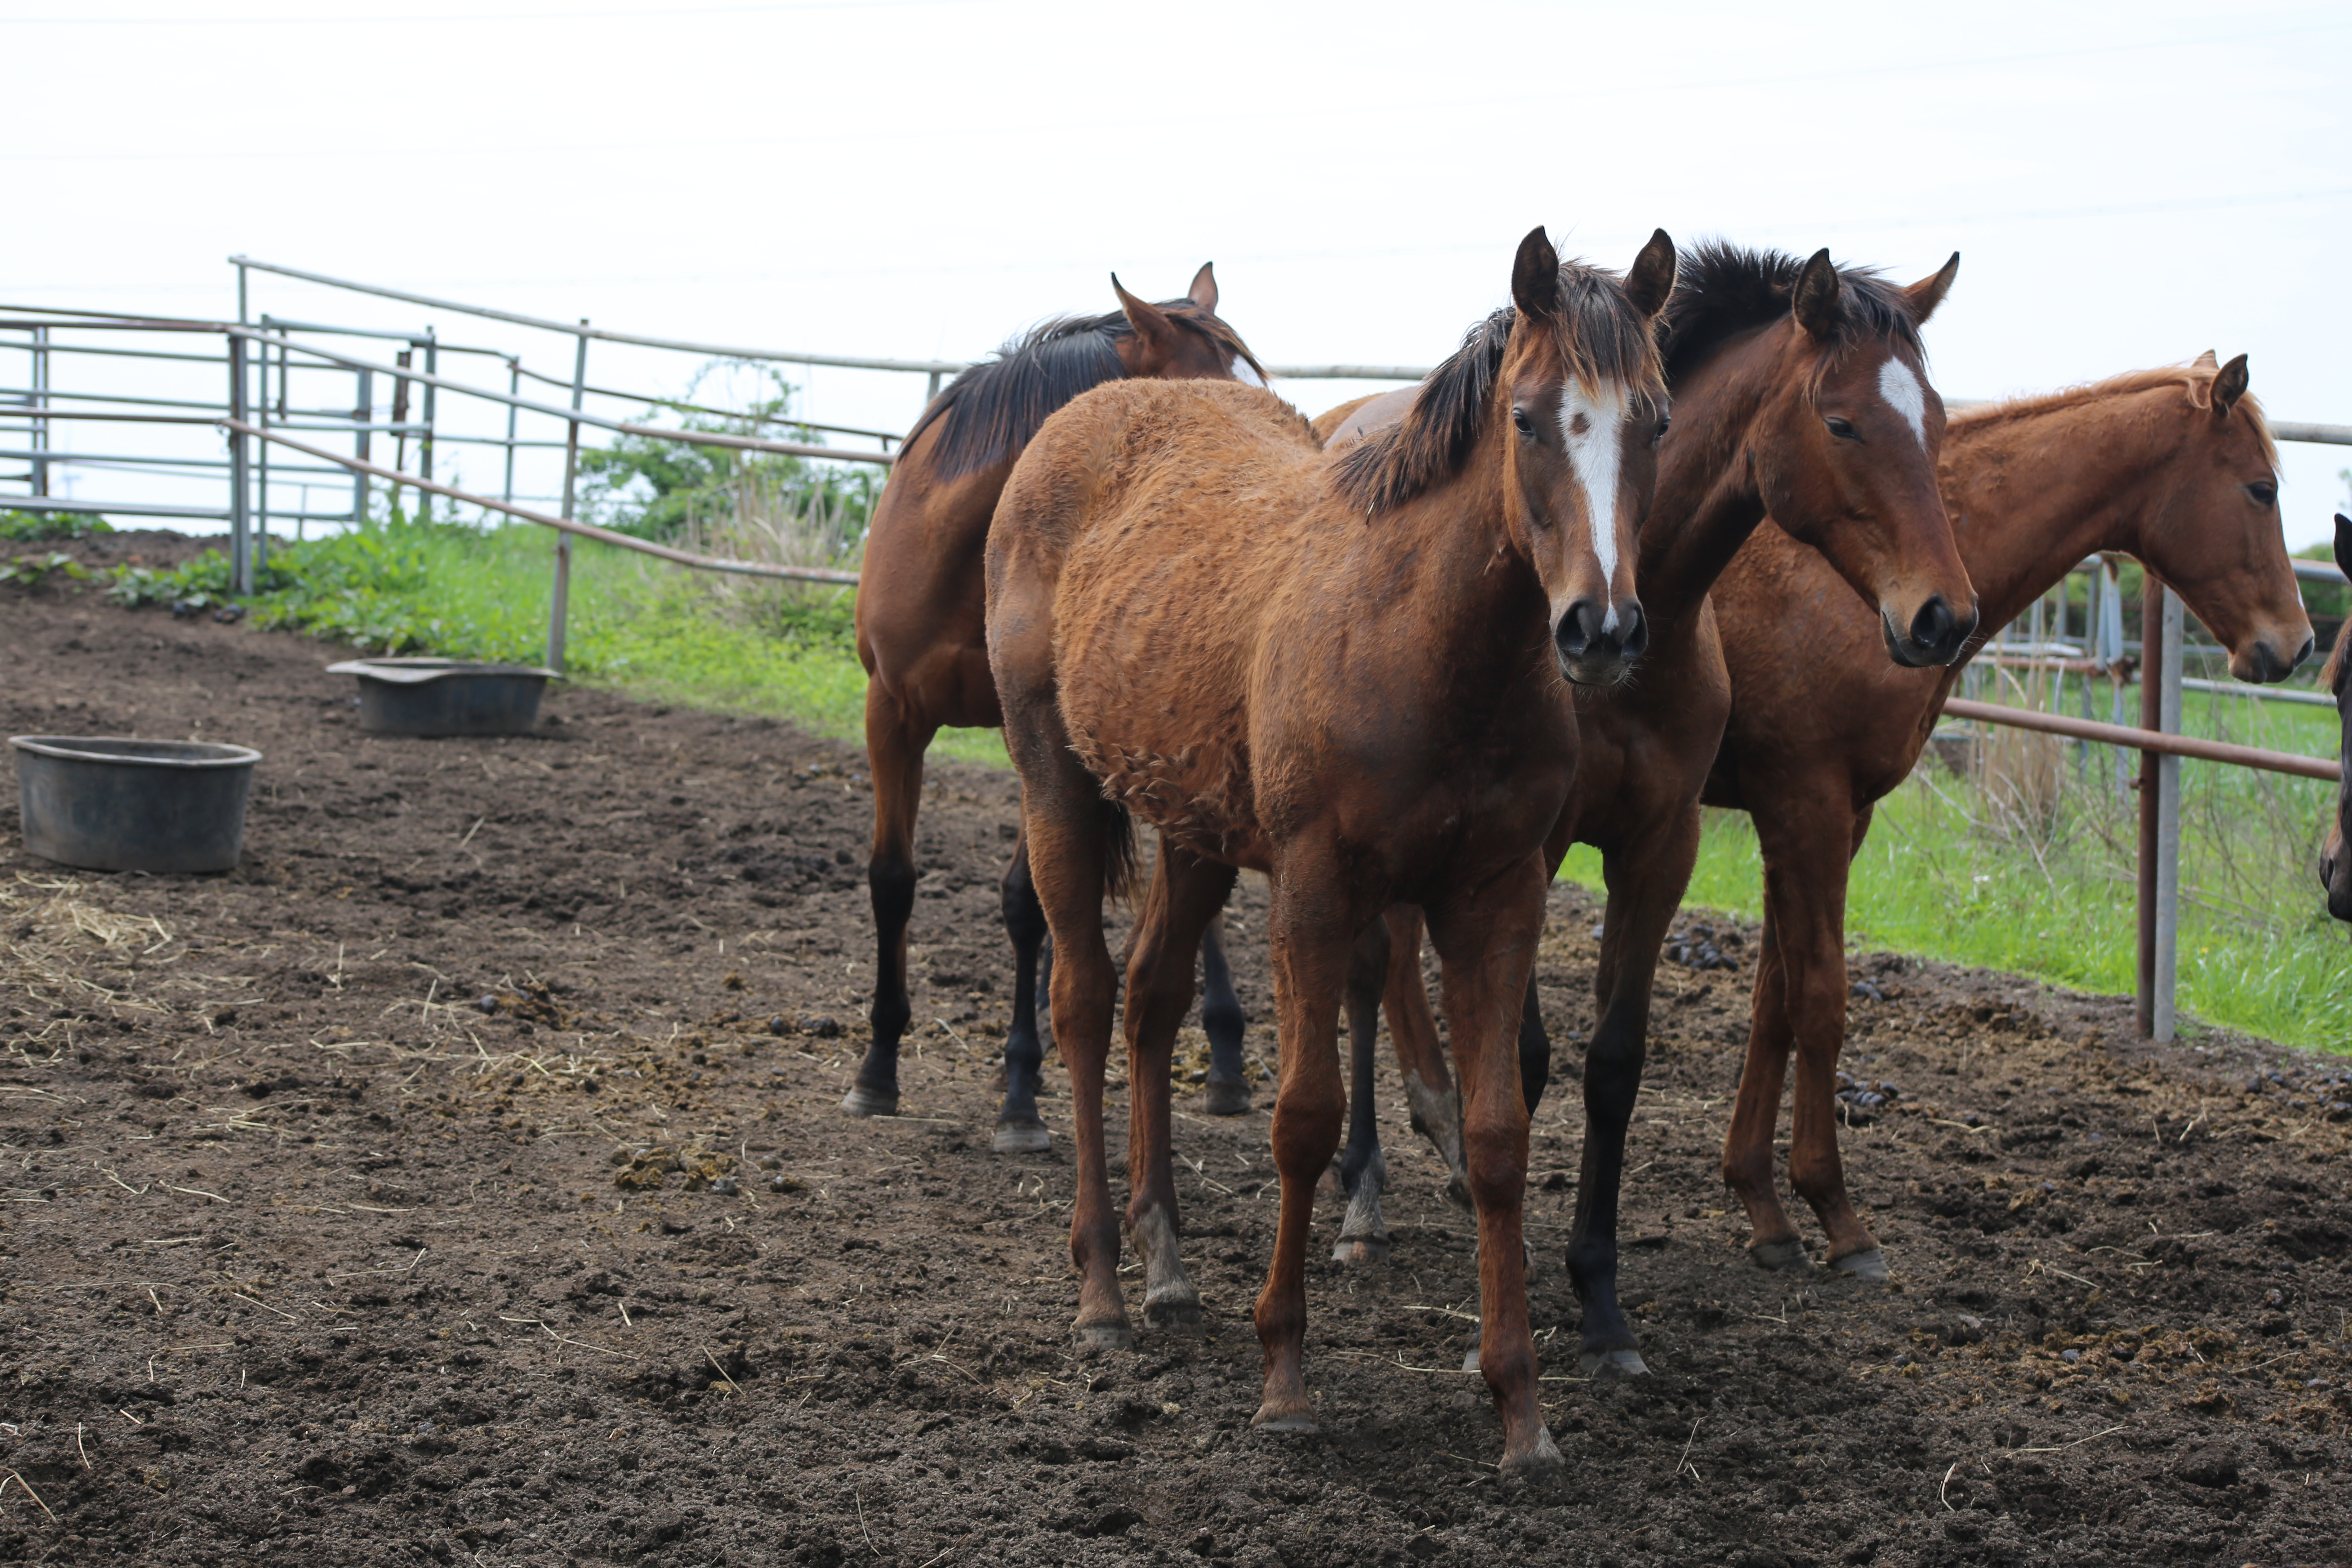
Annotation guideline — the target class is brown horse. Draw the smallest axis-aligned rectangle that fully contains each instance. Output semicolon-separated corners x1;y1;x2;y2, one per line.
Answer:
1330;245;1976;1383
987;228;1676;1472
1707;354;2313;1274
2317;514;2352;920
849;270;1265;1145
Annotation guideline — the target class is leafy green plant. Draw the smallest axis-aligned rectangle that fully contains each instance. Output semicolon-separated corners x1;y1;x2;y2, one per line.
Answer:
0;510;110;542
0;551;89;588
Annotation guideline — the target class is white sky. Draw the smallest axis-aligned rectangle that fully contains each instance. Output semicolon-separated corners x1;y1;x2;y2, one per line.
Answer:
3;0;2348;543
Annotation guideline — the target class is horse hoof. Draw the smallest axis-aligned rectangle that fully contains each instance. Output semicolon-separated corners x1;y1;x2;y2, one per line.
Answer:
1144;1296;1205;1335
1748;1238;1814;1272
1073;1321;1133;1354
992;1119;1052;1154
1250;1408;1318;1435
1461;1347;1481;1373
1202;1079;1252;1116
1579;1348;1650;1379
1501;1428;1565;1476
1830;1246;1890;1282
840;1085;898;1118
1443;1174;1473;1212
1331;1237;1389;1267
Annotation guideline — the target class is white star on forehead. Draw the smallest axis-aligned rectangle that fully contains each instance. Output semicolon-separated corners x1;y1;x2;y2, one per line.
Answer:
1878;358;1928;447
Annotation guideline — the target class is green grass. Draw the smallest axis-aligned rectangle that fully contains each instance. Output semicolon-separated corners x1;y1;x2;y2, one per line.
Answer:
113;517;1009;767
1560;686;2352;1054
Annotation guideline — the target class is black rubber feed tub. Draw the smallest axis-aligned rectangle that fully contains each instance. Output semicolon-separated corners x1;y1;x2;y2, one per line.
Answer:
327;658;557;737
10;736;261;874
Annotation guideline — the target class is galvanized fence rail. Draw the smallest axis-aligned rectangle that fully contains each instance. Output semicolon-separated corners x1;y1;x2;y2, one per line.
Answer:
7;259;2352;1045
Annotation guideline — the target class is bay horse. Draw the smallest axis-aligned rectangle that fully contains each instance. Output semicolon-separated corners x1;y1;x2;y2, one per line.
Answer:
2316;513;2352;921
849;269;1267;1147
1327;244;1976;1383
1707;353;2313;1275
987;228;1676;1473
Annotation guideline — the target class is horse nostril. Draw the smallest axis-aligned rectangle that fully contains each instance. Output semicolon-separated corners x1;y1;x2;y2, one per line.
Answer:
1909;596;1953;654
1555;600;1604;659
2296;633;2317;669
1617;601;1648;662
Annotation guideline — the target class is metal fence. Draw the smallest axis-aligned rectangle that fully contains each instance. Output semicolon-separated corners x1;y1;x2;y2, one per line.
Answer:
5;259;2352;1045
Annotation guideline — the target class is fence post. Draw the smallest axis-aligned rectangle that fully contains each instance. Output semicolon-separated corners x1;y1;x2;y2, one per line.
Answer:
29;324;48;498
227;332;251;594
419;327;437;524
549;321;589;673
501;358;520;507
254;321;270;576
352;366;372;528
2135;581;2184;1040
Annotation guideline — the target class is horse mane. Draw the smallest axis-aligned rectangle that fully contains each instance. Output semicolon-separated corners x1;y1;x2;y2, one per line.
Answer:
1660;241;1923;390
907;301;1266;481
1331;261;1666;514
1949;362;2279;470
2325;614;2351;697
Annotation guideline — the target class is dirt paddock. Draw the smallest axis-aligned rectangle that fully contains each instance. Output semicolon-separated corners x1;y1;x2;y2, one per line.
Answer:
2;540;2349;1568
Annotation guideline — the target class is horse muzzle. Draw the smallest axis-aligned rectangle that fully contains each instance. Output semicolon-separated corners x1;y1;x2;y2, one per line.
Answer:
2321;828;2352;922
1555;597;1648;686
1880;594;1976;669
2233;630;2316;685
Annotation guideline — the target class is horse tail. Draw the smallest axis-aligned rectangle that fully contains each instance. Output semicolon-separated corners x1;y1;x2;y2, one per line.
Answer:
1100;795;1138;907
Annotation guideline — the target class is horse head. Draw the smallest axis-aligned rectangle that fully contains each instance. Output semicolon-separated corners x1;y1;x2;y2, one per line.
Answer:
1503;225;1676;686
1110;265;1266;386
2127;353;2314;686
1687;247;1976;668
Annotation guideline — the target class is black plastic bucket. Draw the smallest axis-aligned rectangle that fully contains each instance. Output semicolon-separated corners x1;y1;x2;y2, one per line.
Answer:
10;735;261;874
327;658;556;737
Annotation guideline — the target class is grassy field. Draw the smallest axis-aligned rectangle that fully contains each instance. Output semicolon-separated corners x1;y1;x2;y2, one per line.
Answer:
108;513;2350;1054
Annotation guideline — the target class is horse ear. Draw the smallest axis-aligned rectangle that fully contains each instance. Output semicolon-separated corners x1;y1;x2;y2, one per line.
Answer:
1904;252;1960;325
2334;514;2352;585
1112;274;1178;350
2212;353;2250;419
2192;349;2219;370
1511;227;1560;320
1791;248;1841;340
1624;229;1676;320
1187;263;1218;314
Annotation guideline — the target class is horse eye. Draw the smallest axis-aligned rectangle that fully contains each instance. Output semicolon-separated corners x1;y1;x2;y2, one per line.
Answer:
1825;416;1859;441
2247;481;2278;507
1654;414;1671;445
1511;408;1534;436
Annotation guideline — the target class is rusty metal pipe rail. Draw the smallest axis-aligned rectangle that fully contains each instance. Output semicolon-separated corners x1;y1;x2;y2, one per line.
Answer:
1940;697;2339;782
218;419;860;587
228;327;894;466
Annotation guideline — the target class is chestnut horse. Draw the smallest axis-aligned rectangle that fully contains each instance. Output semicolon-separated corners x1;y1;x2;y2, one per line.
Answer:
987;229;1675;1473
849;269;1266;1146
2316;513;2352;921
1707;354;2313;1275
1327;245;1976;1382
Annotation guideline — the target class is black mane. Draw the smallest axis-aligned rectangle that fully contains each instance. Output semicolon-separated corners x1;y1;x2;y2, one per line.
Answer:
1332;260;1665;514
909;301;1263;480
1660;241;1922;387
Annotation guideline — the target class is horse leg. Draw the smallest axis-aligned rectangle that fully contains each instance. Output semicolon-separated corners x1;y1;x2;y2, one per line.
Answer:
994;830;1053;1153
1378;905;1470;1207
1198;907;1251;1115
1563;811;1697;1378
1251;860;1358;1434
1425;857;1560;1474
1785;802;1883;1278
846;680;935;1117
1332;915;1392;1267
1517;973;1552;1116
1121;844;1238;1333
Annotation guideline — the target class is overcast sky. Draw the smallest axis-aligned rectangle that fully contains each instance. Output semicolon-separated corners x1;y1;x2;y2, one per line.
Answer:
4;0;2348;543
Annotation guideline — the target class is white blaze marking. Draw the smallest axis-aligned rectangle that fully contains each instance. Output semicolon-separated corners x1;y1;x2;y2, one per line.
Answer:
1878;357;1928;447
1231;356;1265;388
1558;383;1628;631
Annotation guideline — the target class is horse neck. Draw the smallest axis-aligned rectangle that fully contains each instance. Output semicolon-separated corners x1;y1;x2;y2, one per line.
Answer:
1942;390;2193;635
1636;328;1784;630
1388;441;1555;686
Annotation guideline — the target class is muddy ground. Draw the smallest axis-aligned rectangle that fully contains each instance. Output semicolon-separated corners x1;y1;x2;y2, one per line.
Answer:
2;535;2349;1568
